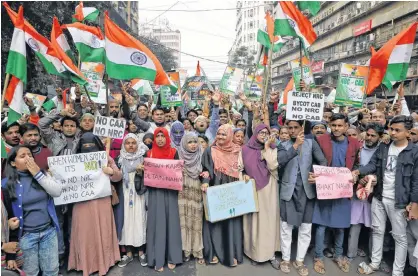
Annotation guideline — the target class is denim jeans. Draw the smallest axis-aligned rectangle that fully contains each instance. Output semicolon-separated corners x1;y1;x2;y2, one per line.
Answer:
19;226;59;276
314;225;344;259
370;197;407;276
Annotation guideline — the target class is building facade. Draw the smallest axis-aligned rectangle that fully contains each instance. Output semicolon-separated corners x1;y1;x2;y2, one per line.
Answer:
271;1;418;101
230;1;268;60
140;22;182;68
111;1;139;34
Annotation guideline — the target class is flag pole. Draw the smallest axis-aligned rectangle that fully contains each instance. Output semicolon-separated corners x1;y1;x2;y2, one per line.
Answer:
105;73;111;155
1;73;11;113
262;44;273;105
299;38;305;157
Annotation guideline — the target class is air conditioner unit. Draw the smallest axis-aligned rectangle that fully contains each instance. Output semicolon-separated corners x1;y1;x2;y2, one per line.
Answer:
371;1;376;7
357;3;362;9
369;33;375;41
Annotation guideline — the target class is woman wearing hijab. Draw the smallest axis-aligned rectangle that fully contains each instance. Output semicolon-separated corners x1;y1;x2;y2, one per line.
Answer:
142;133;154;150
68;133;122;276
178;133;204;264
170;121;185;150
142;127;182;272
240;124;281;268
233;128;246;147
116;134;149;268
201;124;243;267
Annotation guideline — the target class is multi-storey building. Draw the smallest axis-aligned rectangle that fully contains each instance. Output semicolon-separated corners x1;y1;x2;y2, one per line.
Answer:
271;1;418;105
111;1;139;34
140;22;182;68
230;1;268;61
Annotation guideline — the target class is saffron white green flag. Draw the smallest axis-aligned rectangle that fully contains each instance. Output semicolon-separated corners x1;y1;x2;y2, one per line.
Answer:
5;6;26;125
63;22;105;63
73;1;100;23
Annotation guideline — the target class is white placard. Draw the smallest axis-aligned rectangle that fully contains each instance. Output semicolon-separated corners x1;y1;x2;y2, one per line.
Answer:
48;151;111;205
93;115;126;139
286;91;325;122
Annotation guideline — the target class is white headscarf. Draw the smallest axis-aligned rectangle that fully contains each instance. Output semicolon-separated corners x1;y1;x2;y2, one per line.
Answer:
118;133;148;187
178;132;202;179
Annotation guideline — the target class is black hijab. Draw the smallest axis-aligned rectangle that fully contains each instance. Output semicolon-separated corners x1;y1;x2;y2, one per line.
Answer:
76;133;105;153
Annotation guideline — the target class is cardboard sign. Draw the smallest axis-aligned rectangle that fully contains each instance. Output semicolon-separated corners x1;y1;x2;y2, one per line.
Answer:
290;57;315;91
285;91;324;121
219;66;244;95
48;151;111;205
313;165;354;200
244;75;263;100
143;158;184;191
203;180;259;223
160;72;183;107
335;63;369;108
80;62;107;104
22;93;47;114
93;116;126;139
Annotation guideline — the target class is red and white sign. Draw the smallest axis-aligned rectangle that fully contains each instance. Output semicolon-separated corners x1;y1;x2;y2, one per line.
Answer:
311;61;324;74
313;165;354;200
354;20;372;36
144;158;184;191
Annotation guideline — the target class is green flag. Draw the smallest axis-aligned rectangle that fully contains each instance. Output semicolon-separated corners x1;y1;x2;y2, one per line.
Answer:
1;138;8;158
296;1;321;16
42;99;57;112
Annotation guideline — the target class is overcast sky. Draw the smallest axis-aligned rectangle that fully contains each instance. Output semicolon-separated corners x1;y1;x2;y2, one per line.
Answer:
137;0;237;80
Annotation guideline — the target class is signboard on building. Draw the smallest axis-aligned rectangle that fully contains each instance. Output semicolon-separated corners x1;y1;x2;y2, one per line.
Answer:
354;20;372;36
311;61;325;74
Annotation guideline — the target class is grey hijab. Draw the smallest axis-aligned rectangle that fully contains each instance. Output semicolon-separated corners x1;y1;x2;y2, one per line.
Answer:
178;132;202;179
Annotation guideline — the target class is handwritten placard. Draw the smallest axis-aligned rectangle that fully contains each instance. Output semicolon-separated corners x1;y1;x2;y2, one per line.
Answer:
203;180;258;223
93;115;126;139
313;165;353;200
286;91;324;121
143;158;184;191
47;151;111;205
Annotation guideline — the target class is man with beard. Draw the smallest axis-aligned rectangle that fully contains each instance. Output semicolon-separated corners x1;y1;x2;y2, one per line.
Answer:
19;123;52;171
1;122;21;154
311;121;327;137
346;122;384;263
194;92;221;143
109;97;121;118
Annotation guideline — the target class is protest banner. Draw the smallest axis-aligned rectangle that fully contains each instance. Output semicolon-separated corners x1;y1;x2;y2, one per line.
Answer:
93;115;126;139
313;165;354;200
182;76;206;100
285;91;324;121
203;180;259;223
335;63;369;108
48;151;111;205
80;62;107;104
160;72;183;107
244;75;263;100
143;158;184;191
219;66;244;95
290;56;315;91
22;93;47;114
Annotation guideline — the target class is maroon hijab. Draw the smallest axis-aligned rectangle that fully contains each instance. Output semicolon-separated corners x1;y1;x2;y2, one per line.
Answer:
241;124;273;190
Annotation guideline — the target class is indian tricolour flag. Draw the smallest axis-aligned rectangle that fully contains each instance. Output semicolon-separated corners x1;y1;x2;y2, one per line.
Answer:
73;1;100;23
51;17;87;85
274;1;317;50
104;11;176;90
257;11;285;52
131;79;154;96
51;17;76;63
63;22;105;63
5;6;26;125
3;2;66;77
367;22;418;94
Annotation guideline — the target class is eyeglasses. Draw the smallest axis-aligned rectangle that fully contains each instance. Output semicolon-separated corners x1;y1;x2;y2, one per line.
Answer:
258;131;269;136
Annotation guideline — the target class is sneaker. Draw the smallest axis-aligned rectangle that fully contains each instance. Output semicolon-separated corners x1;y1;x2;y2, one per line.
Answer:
118;255;133;268
139;254;148;267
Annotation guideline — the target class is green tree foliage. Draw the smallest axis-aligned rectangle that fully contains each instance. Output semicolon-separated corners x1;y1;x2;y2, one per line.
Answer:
1;1;177;93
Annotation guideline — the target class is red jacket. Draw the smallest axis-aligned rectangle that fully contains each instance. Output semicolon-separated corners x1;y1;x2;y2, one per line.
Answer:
316;133;361;170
